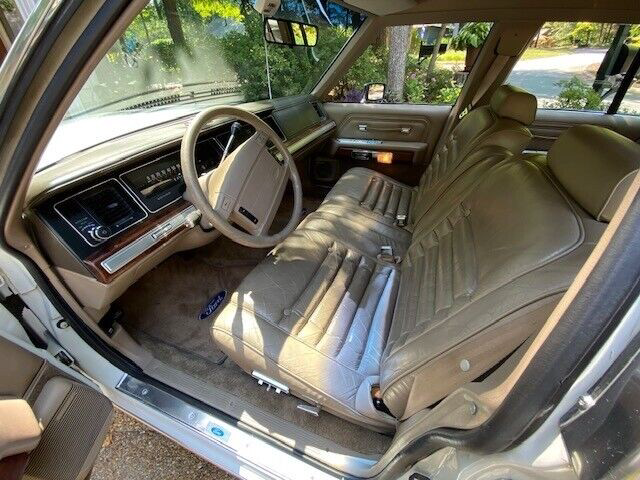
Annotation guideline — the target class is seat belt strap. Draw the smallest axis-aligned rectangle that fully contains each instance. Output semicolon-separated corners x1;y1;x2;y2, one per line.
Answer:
460;53;510;119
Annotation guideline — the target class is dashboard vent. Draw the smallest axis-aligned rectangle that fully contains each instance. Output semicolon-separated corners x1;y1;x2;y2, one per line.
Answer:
83;185;135;227
312;102;326;120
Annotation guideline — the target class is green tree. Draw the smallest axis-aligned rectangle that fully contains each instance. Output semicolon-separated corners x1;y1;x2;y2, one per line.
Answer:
553;76;603;110
450;22;491;71
220;13;356;101
387;26;412;102
162;0;188;50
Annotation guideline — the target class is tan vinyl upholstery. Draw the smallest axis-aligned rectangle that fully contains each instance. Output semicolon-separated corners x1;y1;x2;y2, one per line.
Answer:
211;125;640;431
320;84;537;230
547;124;640;222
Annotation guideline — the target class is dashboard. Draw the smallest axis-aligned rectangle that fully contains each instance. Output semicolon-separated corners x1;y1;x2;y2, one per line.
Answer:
31;111;292;281
27;100;330;303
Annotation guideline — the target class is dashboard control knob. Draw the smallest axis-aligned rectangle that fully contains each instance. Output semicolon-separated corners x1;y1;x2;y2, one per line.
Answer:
89;226;109;241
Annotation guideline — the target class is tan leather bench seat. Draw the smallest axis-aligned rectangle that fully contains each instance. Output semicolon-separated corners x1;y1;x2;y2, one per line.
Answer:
211;125;640;431
320;85;537;231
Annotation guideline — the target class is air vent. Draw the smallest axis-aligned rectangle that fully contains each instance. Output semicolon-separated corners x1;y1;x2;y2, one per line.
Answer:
55;179;147;247
312;102;326;120
84;185;135;227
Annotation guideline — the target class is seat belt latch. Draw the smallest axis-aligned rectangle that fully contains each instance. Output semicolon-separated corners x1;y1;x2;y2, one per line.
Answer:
371;385;392;415
378;246;401;264
395;214;407;227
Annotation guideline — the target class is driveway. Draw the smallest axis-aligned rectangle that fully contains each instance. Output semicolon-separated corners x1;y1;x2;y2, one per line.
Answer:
506;48;640;112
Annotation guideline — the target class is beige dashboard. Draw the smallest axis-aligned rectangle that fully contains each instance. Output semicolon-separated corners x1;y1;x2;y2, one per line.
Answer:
26;97;334;318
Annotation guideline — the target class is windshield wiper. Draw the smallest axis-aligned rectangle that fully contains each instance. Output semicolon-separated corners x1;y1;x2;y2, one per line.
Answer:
65;81;241;119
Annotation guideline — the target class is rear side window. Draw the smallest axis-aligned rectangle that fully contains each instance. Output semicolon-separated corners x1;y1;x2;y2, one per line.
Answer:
505;23;640;115
326;22;492;105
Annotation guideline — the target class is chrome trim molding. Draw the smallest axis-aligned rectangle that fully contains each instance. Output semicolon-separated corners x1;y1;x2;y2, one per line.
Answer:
100;205;196;273
116;373;346;479
336;138;384;145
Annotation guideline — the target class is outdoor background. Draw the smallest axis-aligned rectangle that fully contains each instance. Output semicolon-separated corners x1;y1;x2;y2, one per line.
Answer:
2;1;638;116
0;2;639;479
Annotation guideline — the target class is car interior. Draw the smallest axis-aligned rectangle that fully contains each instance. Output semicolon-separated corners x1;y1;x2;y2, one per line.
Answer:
4;0;640;475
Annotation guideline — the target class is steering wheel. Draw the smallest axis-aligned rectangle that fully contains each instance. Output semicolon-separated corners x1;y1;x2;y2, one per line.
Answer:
180;106;303;248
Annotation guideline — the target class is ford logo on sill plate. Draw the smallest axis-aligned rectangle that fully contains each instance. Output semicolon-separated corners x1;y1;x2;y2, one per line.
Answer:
199;290;227;320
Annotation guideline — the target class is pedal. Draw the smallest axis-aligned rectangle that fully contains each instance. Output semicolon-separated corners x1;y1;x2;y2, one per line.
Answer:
297;403;321;416
252;371;289;394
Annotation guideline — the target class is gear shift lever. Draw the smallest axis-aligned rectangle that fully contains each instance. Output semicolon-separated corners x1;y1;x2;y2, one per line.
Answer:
221;121;242;162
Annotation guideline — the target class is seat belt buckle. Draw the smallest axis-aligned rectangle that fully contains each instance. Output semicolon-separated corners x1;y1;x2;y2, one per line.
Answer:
395;214;407;227
377;246;401;264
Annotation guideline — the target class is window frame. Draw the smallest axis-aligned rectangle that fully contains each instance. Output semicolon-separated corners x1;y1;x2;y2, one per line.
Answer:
605;48;640;115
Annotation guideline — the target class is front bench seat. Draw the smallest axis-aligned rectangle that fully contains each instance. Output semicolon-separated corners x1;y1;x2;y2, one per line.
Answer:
321;84;537;229
211;125;640;431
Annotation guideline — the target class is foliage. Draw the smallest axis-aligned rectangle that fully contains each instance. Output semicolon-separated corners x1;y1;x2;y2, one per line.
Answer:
0;0;14;11
219;13;354;101
552;76;603;111
543;22;619;48
192;0;243;20
331;28;466;104
450;22;491;50
405;62;461;104
630;24;640;45
329;45;387;101
569;22;600;47
150;38;179;69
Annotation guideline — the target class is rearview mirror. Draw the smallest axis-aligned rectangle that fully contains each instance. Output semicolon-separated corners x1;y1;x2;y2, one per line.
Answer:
364;83;386;103
264;18;318;47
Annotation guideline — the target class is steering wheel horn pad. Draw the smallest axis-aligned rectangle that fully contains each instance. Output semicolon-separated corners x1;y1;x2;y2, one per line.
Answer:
181;106;303;248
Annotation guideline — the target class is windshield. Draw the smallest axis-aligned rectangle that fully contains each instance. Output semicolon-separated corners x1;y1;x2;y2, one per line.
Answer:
40;0;364;169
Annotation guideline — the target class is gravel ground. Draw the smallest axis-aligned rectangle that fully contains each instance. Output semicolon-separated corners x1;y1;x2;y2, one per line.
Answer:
91;410;237;480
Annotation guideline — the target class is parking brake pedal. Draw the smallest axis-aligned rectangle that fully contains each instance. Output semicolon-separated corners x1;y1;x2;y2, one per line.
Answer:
252;371;289;394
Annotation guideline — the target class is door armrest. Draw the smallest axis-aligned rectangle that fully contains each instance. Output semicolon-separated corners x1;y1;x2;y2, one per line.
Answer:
0;398;41;459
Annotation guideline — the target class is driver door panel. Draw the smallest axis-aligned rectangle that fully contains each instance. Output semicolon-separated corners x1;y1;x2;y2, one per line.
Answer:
0;334;113;480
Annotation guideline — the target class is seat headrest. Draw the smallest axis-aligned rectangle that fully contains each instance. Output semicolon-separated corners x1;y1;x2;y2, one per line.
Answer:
549;125;640;222
490;84;537;125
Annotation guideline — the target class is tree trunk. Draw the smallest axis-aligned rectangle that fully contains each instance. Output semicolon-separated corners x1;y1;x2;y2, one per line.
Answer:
426;23;447;78
387;25;411;102
162;0;186;49
373;28;388;50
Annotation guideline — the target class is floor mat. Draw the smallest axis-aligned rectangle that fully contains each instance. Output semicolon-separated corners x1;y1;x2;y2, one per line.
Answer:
118;238;264;365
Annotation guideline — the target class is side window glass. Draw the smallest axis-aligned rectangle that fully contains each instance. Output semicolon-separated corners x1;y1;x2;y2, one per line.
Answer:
505;22;640;115
327;23;491;105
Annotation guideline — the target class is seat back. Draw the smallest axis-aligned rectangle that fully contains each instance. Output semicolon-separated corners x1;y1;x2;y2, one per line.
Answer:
380;125;640;419
410;84;537;225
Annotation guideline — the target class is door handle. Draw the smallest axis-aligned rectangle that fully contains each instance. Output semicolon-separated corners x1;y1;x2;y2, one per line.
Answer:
356;124;412;134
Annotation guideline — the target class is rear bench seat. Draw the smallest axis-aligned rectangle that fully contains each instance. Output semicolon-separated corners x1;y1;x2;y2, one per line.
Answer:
211;125;640;431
